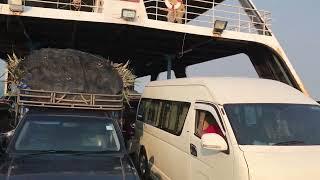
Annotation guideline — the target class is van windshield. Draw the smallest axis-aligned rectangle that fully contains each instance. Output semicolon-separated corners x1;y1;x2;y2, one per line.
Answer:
224;104;320;145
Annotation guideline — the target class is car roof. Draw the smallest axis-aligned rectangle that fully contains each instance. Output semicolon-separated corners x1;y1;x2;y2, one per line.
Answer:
146;77;317;104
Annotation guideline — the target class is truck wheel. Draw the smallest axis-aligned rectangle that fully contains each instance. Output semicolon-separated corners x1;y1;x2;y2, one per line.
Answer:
138;147;150;180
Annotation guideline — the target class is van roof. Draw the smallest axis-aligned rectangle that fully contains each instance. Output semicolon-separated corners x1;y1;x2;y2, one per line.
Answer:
146;77;317;104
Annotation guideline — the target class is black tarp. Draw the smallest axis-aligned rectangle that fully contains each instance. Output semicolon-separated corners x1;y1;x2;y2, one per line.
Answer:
19;48;123;95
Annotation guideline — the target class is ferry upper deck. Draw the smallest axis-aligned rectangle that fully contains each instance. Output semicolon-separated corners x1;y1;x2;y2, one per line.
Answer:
0;0;308;94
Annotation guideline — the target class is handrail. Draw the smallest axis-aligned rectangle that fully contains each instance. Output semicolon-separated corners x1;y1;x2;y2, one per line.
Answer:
20;0;104;13
144;0;272;35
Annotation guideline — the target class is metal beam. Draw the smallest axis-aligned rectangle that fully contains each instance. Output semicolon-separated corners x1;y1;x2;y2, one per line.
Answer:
165;55;172;79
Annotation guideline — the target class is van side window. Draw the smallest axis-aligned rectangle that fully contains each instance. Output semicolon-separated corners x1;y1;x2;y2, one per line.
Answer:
195;110;223;138
146;100;161;126
176;103;190;133
160;101;172;130
137;99;146;121
138;99;161;126
138;98;190;136
160;101;190;135
143;99;152;122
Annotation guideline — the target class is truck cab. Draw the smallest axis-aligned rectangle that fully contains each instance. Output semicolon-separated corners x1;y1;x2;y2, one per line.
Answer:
0;109;140;180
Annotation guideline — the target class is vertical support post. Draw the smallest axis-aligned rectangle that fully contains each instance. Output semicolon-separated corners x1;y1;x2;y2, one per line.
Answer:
14;105;19;127
263;11;266;35
238;7;241;32
185;0;188;24
156;0;158;20
165;55;172;79
249;15;251;33
151;73;159;81
212;0;215;27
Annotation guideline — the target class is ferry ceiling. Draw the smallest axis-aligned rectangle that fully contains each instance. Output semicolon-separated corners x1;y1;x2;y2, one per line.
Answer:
0;16;270;78
0;0;291;86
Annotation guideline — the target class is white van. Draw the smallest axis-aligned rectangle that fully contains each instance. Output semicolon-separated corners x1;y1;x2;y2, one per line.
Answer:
134;77;320;180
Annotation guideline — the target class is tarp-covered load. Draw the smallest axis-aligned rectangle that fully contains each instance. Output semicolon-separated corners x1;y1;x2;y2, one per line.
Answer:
19;48;124;95
5;48;137;111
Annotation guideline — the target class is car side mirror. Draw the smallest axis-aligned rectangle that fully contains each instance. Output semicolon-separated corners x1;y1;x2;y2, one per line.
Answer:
137;114;143;121
201;133;228;151
0;130;14;154
0;135;8;153
126;122;136;139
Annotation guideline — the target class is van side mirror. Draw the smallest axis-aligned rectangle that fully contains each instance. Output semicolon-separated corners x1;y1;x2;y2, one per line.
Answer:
201;133;228;151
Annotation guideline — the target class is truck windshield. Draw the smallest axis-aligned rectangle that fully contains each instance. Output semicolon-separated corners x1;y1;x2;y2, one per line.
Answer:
13;116;121;152
224;104;320;145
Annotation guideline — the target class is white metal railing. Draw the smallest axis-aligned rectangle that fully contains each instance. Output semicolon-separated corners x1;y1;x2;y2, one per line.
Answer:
18;0;104;13
144;0;272;35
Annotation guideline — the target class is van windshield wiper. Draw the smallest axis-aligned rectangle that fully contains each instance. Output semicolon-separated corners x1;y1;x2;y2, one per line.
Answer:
273;140;305;146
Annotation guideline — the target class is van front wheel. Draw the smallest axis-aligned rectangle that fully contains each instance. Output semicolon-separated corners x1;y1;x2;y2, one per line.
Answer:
138;147;150;180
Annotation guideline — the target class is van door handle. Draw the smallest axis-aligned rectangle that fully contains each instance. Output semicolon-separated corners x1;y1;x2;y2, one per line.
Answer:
190;144;197;157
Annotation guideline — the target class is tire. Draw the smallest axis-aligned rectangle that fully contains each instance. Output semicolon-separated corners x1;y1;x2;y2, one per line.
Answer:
138;147;150;180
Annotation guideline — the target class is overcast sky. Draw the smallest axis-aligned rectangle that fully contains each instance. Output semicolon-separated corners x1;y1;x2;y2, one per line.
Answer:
253;0;320;100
